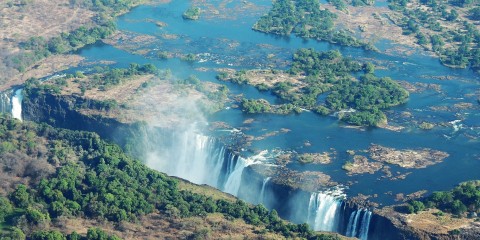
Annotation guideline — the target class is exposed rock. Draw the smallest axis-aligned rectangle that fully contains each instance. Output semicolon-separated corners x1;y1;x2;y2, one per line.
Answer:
297;152;332;164
248;164;336;192
369;144;449;169
343;155;383;175
398;81;442;93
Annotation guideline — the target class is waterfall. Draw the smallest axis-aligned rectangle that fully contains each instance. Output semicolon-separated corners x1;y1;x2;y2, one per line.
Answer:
359;210;372;240
11;89;23;121
307;191;345;232
145;131;229;187
345;209;372;240
345;210;357;237
259;177;271;204
222;150;270;195
0;91;12;114
222;156;247;195
145;127;269;197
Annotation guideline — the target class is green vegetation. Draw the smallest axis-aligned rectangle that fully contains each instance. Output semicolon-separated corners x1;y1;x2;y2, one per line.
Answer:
181;53;197;62
388;0;480;72
23;63;158;99
241;99;272;114
14;22;115;72
240;99;302;114
221;49;408;126
28;228;120;240
0;116;338;239
407;181;480;216
253;0;375;50
182;7;201;20
326;74;408;126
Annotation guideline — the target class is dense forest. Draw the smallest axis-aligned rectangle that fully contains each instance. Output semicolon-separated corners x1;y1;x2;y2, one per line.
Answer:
221;48;408;126
0;116;340;239
252;0;376;50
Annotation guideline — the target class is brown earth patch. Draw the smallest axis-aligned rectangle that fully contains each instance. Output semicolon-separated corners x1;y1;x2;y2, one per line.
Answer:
369;144;449;168
343;155;383;175
0;0;94;87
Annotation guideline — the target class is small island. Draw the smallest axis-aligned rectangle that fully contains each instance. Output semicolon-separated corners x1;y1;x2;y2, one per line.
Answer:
183;7;201;20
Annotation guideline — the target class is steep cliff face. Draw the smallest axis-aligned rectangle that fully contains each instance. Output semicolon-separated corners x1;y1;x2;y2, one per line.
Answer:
22;92;134;146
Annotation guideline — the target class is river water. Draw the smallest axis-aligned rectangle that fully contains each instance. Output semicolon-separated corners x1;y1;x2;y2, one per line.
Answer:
72;0;480;207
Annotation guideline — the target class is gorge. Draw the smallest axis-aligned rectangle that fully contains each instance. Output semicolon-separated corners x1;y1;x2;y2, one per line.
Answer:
1;0;480;239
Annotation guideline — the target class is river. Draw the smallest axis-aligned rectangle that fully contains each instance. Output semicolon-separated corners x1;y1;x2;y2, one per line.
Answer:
5;0;480;238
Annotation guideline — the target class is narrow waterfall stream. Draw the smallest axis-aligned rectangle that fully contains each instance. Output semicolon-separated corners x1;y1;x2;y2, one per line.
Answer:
0;91;12;114
259;177;271;205
11;89;23;121
346;209;372;240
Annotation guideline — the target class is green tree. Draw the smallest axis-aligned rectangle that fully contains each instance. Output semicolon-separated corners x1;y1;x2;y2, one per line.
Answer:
451;200;467;215
364;62;375;74
0;196;13;221
31;230;66;240
10;185;30;208
410;200;425;213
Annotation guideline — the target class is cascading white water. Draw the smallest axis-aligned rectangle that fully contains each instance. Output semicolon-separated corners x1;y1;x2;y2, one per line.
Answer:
145;124;271;197
145;130;227;187
222;150;271;195
345;209;372;240
223;156;247;195
259;177;271;204
346;210;362;237
307;190;345;232
0;92;12;114
359;210;372;240
346;210;354;236
11;89;23;121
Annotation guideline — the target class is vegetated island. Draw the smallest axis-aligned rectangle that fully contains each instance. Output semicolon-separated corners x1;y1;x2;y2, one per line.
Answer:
217;48;409;127
255;0;480;74
0;115;346;240
183;6;201;20
252;0;377;50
